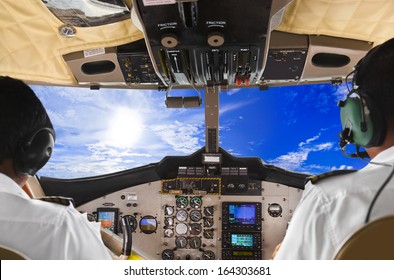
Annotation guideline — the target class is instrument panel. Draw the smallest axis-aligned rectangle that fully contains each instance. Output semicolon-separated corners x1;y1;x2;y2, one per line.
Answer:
77;178;302;260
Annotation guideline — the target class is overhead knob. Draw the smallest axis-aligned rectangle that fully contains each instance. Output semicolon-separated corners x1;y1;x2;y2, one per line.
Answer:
161;34;178;48
207;33;224;47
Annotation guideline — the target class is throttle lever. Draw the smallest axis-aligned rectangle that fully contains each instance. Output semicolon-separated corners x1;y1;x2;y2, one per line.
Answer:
120;215;134;257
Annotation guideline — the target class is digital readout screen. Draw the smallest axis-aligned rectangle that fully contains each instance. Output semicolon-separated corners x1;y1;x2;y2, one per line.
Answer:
231;233;254;247
233;251;254;256
98;211;116;232
228;203;256;225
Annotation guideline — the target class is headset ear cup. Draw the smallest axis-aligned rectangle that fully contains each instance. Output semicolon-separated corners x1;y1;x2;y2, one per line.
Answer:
362;94;386;147
340;95;385;148
14;128;55;177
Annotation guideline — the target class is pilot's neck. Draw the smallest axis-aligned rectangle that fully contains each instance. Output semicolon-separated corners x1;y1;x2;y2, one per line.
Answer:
366;127;394;159
0;159;28;187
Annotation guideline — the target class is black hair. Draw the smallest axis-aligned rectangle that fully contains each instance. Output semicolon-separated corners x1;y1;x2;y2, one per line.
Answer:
355;37;394;124
0;76;54;164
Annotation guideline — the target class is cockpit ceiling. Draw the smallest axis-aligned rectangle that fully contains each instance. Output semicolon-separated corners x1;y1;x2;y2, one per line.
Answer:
1;0;394;86
0;0;143;85
277;0;394;45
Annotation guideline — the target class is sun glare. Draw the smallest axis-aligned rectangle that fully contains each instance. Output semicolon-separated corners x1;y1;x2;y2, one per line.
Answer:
105;107;144;148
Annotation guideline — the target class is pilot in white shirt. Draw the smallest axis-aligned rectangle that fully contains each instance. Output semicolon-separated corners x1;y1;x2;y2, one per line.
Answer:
275;37;394;260
0;76;111;259
0;173;112;260
275;147;394;259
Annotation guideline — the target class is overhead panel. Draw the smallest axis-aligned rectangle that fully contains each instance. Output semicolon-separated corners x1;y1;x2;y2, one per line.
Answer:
132;0;274;89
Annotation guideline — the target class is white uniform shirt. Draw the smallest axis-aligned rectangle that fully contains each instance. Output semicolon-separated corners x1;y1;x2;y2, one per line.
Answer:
0;173;111;259
275;146;394;260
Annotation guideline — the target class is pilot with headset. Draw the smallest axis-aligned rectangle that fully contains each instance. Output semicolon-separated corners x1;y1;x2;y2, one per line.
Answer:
0;76;111;259
275;38;394;259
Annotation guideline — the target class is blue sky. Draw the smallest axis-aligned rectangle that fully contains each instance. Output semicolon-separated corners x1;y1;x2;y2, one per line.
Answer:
32;83;367;179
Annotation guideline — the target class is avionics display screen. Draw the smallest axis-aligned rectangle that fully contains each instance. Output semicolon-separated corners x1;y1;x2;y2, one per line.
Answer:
228;203;256;225
97;208;118;233
233;251;254;256
231;234;254;247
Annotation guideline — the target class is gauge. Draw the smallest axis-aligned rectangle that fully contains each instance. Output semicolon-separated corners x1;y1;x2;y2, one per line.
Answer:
190;196;202;208
87;213;96;222
176;196;188;208
203;229;214;239
189;223;202;235
164;217;174;227
189;236;202;249
268;203;283;217
122;215;138;232
203;217;213;227
176;209;188;222
162;249;175;260
190;210;202;222
164;228;174;238
164;205;174;216
175;223;188;235
202;250;215;260
139;215;157;234
203;206;214;216
175;236;188;248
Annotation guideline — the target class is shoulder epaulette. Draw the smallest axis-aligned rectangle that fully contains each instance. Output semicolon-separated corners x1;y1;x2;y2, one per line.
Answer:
35;196;75;207
306;170;357;184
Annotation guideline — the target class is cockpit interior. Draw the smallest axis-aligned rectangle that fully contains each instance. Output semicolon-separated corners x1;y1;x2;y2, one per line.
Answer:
2;0;394;260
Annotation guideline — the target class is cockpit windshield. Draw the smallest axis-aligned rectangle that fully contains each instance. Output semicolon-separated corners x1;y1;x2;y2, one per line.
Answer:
33;83;367;179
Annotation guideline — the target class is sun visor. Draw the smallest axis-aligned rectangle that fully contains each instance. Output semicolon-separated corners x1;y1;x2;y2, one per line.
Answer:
0;0;143;85
277;0;394;45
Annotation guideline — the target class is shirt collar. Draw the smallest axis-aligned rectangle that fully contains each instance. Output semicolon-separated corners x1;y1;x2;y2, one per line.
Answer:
0;173;30;199
370;146;394;164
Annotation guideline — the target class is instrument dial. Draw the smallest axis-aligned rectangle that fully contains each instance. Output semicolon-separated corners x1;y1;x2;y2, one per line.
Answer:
175;222;188;235
189;236;202;249
122;215;138;232
189;223;202;235
190;210;202;222
190;196;202;208
139;215;157;234
176;196;188;208
203;206;214;216
87;213;96;222
175;236;188;248
164;228;174;238
162;249;175;260
176;209;188;222
203;229;214;239
164;217;174;226
203;217;213;227
268;203;283;217
202;250;215;260
164;205;174;216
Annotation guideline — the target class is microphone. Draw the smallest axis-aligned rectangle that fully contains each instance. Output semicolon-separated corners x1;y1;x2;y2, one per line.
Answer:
339;128;370;159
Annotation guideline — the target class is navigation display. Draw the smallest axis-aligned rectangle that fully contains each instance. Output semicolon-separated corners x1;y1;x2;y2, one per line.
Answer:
228;203;256;225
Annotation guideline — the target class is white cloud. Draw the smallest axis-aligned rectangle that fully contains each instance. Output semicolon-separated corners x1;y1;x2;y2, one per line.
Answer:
299;134;320;147
225;88;242;96
335;83;350;101
268;132;335;173
330;165;354;171
151;121;204;154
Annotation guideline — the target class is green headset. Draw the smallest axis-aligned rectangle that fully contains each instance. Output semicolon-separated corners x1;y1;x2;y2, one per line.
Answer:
338;46;386;157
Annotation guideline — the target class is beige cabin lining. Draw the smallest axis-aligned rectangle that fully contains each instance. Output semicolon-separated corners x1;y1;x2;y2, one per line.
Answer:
2;0;394;85
277;0;394;45
0;0;143;85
